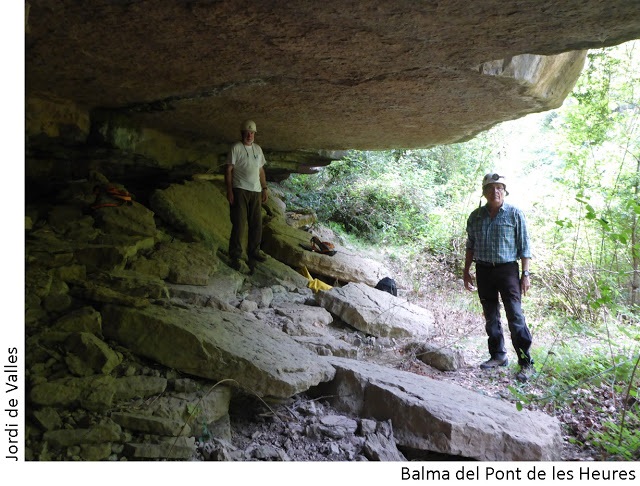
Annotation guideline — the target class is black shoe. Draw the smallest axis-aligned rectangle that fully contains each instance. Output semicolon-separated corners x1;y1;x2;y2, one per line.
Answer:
480;357;509;369
516;365;532;383
247;259;257;273
230;259;250;274
251;250;268;262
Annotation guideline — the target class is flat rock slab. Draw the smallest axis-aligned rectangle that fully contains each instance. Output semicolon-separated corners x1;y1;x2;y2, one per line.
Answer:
317;282;435;339
101;304;335;399
320;356;563;461
124;437;196;460
272;302;334;336
149;180;231;251
245;255;311;291
166;272;244;308
262;221;391;286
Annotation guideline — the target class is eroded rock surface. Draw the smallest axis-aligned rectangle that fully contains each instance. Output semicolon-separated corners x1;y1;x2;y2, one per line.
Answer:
25;1;640;155
101;304;336;399
317;357;563;461
317;282;435;339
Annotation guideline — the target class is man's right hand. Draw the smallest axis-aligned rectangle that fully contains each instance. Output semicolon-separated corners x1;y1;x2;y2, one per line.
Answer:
227;190;234;205
463;269;475;291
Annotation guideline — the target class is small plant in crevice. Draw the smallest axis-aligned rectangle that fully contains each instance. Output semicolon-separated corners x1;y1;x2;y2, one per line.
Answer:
170;378;284;458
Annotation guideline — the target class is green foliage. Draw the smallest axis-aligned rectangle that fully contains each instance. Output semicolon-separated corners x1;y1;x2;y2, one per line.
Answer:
562;50;616;148
281;42;640;460
539;345;634;393
588;351;640;460
283;135;497;248
590;411;640;460
537;42;640;316
508;341;640;460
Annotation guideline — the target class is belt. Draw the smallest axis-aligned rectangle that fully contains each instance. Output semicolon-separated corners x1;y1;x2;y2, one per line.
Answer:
475;260;516;267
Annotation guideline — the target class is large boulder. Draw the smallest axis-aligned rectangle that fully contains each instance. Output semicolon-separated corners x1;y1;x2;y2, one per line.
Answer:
101;304;336;399
63;332;123;377
92;201;157;238
272;302;334;336
73;237;156;272
149;180;231;251
319;356;563;461
241;254;311;291
317;282;435;339
262;221;391;286
130;240;220;286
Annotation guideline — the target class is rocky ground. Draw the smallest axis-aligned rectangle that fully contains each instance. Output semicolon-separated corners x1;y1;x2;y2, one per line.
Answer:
25;185;625;462
192;292;598;462
192;339;596;462
191;249;630;462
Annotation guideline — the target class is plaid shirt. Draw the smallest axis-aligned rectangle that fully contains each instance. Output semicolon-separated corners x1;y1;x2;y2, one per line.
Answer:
466;203;531;263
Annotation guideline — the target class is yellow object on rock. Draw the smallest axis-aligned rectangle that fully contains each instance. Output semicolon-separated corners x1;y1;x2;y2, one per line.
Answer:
300;266;332;293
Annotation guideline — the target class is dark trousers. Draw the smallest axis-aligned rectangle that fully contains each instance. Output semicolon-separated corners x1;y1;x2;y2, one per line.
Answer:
229;188;262;261
476;262;533;366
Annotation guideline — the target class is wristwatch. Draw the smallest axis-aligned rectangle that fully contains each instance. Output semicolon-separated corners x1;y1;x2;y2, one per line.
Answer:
521;270;530;277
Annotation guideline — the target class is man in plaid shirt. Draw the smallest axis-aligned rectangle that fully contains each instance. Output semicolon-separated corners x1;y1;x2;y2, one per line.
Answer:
463;173;533;382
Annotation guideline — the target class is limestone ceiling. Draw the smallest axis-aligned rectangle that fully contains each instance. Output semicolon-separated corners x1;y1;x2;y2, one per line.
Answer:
26;1;640;151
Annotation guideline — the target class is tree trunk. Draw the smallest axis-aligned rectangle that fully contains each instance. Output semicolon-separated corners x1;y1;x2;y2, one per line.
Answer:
631;156;640;307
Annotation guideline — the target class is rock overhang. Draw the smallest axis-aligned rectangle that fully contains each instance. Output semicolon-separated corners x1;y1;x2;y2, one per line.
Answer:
25;1;640;154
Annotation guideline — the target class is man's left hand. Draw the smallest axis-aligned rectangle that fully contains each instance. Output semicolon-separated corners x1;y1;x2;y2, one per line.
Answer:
521;275;531;296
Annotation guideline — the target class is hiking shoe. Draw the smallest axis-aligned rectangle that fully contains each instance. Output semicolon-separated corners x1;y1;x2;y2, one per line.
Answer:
230;259;250;274
516;365;532;383
480;357;509;369
251;250;268;262
247;259;258;274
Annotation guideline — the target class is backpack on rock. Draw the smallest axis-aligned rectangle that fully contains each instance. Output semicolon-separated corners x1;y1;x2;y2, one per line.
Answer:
375;277;397;296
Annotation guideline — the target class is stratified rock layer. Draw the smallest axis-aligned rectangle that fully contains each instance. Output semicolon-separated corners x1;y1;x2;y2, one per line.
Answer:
101;304;336;399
